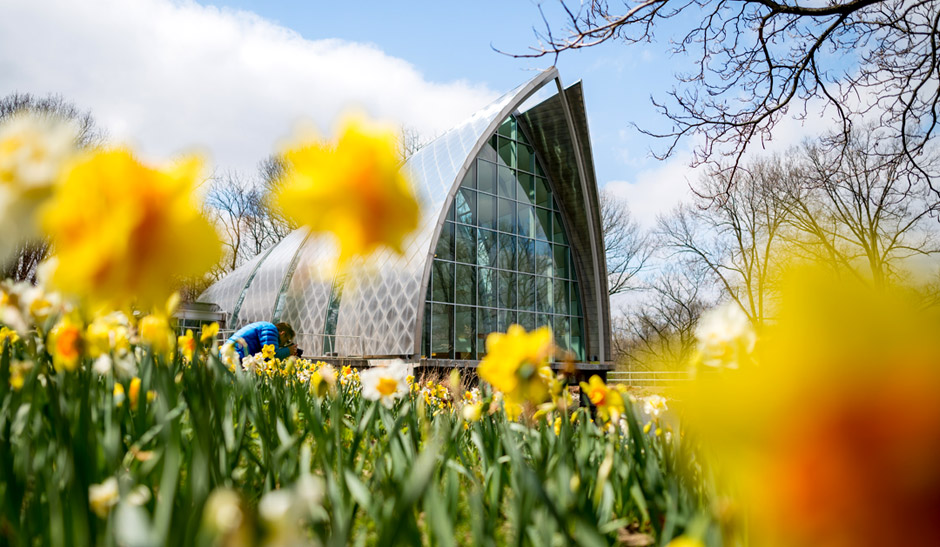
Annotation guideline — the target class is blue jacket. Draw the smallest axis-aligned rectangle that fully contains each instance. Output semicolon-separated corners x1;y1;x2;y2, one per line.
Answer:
226;322;291;359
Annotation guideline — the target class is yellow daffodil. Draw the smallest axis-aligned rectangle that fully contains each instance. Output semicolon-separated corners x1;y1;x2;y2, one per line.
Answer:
478;324;554;409
9;360;31;390
462;401;483;422
0;326;19;346
271;116;420;266
128;377;141;410
49;315;83;372
113;382;126;407
199;321;219;344
178;329;196;363
579;375;624;423
139;313;174;359
261;344;276;360
40;148;221;309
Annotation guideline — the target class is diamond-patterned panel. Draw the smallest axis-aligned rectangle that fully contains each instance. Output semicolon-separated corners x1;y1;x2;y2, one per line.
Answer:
235;230;308;328
197;249;270;327
277;235;337;356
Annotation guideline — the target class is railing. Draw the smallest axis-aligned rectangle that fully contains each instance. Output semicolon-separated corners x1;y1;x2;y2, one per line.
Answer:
607;370;692;387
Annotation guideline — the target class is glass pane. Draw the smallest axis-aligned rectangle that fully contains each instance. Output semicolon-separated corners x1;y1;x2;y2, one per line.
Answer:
498;270;516;309
455;264;476;306
455;224;476;264
479;138;498;163
518;311;536;331
498;117;515;139
518;273;536;311
431;303;453;359
497;197;515;233
478;193;496;230
538;313;552;330
553;316;570;355
535;160;546;178
454;306;475;360
570;317;584;361
497;137;515;168
478;267;497;308
516;203;533;238
554;279;569;315
536;208;552;241
518;238;535;274
477;228;498;267
553;245;569;279
422;303;430;358
477;160;496;194
497;166;515;199
456;188;476;225
535;177;551;208
518;143;534;173
434;222;454;261
447;200;455;222
517;171;535;204
536;240;553;277
570;282;581;317
460;162;476;189
477;307;498;355
498;233;515;270
537;276;553;314
431;260;454;303
553;211;567;244
498;310;517;332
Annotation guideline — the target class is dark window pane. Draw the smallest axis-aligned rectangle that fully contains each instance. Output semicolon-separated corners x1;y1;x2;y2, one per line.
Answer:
434;222;454;261
570;282;581;317
535;160;546;178
535;177;551;208
477;307;498;354
479;138;498;163
498;233;515;270
497;197;515;233
498;117;515;139
454;306;475;360
536;208;552;241
570;317;584;361
477;160;496;194
478;267;497;308
537;276;553;314
478;193;496;230
498;270;516;309
497;166;515;199
455;224;476;264
553;245;569;279
460;163;476;189
516;203;533;237
455;188;476;225
554;279;569;315
498;310;517;332
518;238;535;274
518;274;536;311
431;260;454;303
536;240;553;277
455;264;476;306
518;143;534;173
431;303;453;359
554;316;570;355
447;200;455;222
477;228;498;267
553;211;567;244
422;303;430;358
518;311;536;331
538;313;552;330
497;137;515;167
517;171;535;204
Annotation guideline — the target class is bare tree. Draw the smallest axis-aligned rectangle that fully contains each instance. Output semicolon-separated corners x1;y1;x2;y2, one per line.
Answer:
600;189;652;295
658;158;792;327
513;0;940;190
0;93;104;282
779;129;940;288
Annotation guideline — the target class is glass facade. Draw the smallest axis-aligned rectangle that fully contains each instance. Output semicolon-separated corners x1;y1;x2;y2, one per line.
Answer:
423;116;585;361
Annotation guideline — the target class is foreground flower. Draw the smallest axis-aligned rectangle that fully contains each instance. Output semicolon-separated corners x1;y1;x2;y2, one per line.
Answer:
0;326;19;346
178;329;196;363
49;314;83;372
579;375;624;422
39;148;222;309
0;112;78;260
360;361;409;408
478;324;554;408
139;313;174;359
271;116;420;266
88;477;119;518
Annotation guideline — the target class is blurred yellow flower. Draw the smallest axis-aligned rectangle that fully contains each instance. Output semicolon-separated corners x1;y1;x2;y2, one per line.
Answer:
9;360;31;390
88;477;119;518
261;344;276;360
579;375;624;422
0;112;78;260
693;301;756;370
0;326;19;346
271;116;419;266
49;315;83;372
665;537;704;547
86;312;131;358
462;401;483;422
139;313;174;359
683;266;940;546
40;148;221;310
199;321;219;344
128;377;141;410
113;382;126;407
178;329;196;363
478;324;554;408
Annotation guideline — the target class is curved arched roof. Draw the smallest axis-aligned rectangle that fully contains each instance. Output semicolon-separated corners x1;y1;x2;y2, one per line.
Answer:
198;68;611;361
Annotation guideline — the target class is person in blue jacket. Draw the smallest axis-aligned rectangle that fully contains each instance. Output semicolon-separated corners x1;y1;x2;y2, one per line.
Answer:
226;321;297;360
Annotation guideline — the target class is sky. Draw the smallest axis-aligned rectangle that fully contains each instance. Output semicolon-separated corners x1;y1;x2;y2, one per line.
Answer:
0;0;830;227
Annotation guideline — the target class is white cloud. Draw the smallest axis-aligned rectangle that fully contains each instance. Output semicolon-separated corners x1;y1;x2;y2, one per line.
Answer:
0;0;497;174
602;153;701;229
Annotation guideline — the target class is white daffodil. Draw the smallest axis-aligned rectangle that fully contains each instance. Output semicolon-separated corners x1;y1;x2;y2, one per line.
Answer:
360;361;410;408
